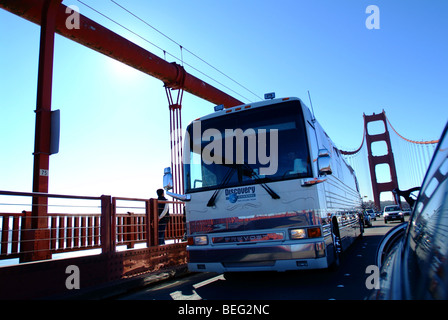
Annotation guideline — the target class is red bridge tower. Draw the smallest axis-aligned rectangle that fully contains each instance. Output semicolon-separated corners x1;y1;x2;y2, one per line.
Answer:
364;111;399;210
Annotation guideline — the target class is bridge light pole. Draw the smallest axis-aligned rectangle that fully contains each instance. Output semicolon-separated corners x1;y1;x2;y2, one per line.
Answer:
22;0;62;262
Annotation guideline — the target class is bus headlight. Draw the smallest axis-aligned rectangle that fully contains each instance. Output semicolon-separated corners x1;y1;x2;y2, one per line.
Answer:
190;236;208;246
290;227;322;240
290;228;307;239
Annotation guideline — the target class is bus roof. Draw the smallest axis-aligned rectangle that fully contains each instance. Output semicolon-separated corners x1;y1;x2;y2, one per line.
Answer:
194;97;305;122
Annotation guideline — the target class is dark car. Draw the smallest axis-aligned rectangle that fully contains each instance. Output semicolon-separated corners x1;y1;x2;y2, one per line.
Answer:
363;211;373;228
372;122;448;300
365;208;376;221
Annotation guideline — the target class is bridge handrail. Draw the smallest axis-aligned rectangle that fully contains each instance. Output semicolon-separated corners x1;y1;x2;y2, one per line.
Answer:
0;189;101;200
0;190;186;263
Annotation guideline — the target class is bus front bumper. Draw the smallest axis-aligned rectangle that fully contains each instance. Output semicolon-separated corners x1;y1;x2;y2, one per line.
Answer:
187;241;330;273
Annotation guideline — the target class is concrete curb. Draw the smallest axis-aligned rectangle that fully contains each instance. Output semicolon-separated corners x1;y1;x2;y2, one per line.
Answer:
51;265;190;300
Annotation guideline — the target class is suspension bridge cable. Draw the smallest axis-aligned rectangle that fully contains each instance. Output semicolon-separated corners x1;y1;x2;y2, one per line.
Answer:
385;113;440;187
340;127;365;156
76;0;254;102
338;123;374;199
406;140;417;187
387;117;431;189
344;138;373;201
418;143;427;179
385;114;439;145
110;0;263;101
425;144;432;168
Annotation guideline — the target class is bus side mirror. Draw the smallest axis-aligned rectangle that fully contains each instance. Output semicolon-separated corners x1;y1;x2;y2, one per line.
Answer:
163;167;173;191
162;167;191;201
318;148;332;176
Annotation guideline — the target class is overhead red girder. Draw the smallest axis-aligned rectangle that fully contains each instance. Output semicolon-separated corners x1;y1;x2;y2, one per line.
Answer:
0;0;245;262
0;0;243;108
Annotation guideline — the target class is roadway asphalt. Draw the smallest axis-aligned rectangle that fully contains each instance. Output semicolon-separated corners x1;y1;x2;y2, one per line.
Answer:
116;217;406;301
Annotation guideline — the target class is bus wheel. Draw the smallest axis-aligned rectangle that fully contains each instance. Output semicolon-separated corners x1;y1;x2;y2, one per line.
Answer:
330;235;341;270
330;217;342;270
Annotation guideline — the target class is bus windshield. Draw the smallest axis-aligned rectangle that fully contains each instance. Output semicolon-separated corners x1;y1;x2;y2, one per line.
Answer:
184;100;312;193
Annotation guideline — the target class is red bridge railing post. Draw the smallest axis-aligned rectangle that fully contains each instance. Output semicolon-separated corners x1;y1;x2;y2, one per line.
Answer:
126;212;135;249
100;195;115;253
147;199;159;247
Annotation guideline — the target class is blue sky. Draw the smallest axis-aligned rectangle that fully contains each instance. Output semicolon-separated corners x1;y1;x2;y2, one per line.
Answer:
0;0;447;202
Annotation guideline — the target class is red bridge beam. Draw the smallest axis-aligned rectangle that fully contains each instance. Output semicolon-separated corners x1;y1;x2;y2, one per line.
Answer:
0;0;243;108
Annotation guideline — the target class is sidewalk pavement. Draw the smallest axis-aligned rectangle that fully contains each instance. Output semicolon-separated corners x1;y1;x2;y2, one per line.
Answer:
49;264;189;300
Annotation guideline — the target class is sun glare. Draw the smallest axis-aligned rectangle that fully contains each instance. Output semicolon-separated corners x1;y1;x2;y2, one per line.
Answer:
106;58;141;82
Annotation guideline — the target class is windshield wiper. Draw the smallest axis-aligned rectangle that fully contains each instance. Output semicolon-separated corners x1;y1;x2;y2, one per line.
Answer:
243;164;280;200
206;163;280;207
207;166;236;207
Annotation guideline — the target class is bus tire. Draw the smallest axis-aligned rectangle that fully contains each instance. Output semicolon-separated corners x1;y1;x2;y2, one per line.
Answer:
224;272;245;281
331;246;341;270
330;238;341;271
329;217;342;271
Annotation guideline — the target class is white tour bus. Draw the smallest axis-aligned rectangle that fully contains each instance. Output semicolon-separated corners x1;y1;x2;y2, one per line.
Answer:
164;96;363;273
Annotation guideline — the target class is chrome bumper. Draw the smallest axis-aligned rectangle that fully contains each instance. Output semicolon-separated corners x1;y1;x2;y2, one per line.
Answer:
188;240;329;272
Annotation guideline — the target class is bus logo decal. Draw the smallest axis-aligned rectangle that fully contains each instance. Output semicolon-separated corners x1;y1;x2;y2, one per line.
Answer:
225;186;256;203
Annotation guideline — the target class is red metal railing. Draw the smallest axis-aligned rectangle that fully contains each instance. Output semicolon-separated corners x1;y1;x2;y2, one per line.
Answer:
48;212;102;253
0;190;186;263
0;211;103;258
113;197;185;250
0;212;23;259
